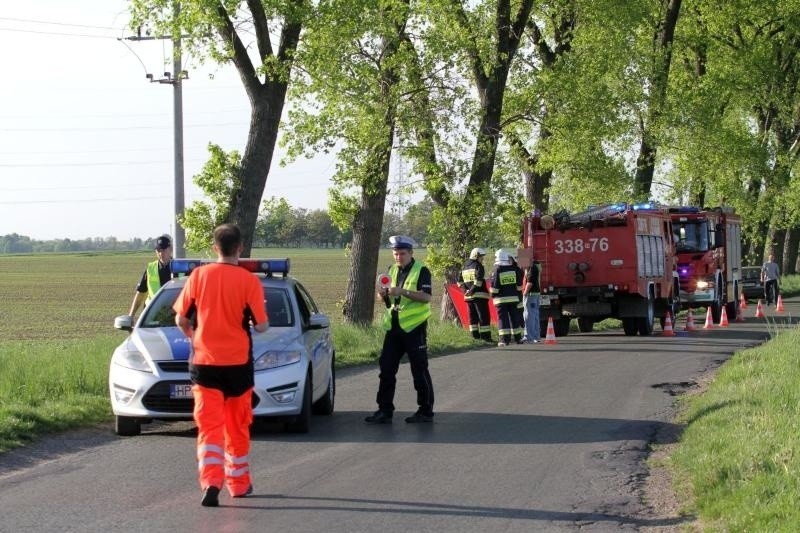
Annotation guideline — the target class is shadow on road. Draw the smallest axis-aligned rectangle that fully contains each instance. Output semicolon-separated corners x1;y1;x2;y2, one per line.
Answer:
224;493;692;528
253;410;680;446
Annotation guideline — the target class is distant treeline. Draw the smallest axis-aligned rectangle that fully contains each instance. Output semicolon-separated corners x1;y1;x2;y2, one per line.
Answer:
2;198;432;254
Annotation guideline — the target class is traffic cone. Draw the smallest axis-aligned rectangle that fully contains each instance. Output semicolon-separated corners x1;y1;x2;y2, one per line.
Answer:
703;306;714;329
776;295;785;313
661;312;675;336
543;317;557;345
735;305;745;322
685;308;697;331
719;305;729;327
755;299;765;318
739;292;747;310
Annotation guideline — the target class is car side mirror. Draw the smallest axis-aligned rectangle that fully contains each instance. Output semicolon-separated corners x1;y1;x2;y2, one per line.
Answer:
114;315;133;332
307;313;330;330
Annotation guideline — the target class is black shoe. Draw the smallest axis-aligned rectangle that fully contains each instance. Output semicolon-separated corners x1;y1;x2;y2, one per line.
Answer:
364;410;393;424
201;486;220;507
232;484;253;498
404;410;434;423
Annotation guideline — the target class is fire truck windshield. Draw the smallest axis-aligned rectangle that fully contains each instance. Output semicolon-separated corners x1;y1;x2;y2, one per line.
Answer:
673;220;710;252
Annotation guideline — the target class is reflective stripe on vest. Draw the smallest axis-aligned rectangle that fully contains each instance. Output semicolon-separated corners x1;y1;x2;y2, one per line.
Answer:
382;261;431;332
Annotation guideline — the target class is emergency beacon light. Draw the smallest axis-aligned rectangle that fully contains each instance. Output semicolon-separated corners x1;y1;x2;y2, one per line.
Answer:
171;258;291;277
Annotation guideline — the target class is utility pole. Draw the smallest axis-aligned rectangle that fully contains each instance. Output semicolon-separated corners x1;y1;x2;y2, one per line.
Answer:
125;0;187;257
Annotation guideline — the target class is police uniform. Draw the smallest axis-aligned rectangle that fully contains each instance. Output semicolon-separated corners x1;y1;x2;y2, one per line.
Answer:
458;247;492;341
490;251;523;346
365;236;435;424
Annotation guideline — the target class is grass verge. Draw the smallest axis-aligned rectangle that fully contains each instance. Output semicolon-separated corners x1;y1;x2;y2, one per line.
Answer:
668;327;800;530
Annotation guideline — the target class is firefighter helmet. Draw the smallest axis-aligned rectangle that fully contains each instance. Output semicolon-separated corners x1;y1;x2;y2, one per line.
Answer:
469;247;486;259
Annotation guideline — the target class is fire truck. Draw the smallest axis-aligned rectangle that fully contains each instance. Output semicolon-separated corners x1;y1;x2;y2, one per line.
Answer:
669;206;742;322
519;203;680;337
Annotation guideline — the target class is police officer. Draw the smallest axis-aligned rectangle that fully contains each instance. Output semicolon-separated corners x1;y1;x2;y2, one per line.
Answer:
458;247;493;342
490;249;523;346
128;235;173;318
365;235;435;424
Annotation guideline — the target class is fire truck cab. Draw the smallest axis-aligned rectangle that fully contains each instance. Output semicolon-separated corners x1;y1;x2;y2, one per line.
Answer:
669;206;742;322
521;203;680;337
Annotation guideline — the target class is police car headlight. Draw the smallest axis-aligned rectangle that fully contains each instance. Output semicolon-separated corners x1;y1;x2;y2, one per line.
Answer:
112;347;153;373
254;350;301;371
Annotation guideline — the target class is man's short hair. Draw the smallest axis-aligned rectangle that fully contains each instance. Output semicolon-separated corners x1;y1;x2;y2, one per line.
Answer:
213;224;242;256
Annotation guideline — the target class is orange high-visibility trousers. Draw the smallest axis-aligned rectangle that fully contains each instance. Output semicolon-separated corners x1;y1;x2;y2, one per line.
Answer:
193;385;253;497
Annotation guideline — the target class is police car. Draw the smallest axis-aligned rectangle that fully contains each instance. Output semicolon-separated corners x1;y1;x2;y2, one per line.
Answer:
109;258;335;436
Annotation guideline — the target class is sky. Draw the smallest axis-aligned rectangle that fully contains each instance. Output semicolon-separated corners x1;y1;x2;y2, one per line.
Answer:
0;1;340;241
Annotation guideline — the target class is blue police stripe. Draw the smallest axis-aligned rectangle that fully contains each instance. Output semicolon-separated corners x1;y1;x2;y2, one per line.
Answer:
163;328;192;361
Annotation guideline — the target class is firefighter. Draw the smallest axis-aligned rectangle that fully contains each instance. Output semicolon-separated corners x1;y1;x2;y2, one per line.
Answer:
490;249;523;346
457;247;493;342
128;235;173;318
173;224;269;507
507;251;526;343
365;235;435;424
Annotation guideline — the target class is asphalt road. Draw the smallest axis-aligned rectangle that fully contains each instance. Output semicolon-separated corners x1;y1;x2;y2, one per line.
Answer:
1;299;796;533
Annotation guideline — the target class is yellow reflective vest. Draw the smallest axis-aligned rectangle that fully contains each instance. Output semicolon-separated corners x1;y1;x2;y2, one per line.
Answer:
382;261;431;332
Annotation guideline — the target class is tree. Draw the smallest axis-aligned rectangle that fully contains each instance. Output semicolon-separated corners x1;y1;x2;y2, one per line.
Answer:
284;0;411;325
130;0;307;256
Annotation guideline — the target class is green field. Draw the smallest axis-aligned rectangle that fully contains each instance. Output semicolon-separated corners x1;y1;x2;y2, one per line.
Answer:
0;248;439;342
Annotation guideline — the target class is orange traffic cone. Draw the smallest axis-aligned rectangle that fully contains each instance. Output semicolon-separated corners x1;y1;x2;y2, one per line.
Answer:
719;305;729;327
755;299;765;318
735;305;745;322
739;292;747;310
685;308;697;331
543;317;557;344
662;312;675;336
776;295;785;313
703;306;714;329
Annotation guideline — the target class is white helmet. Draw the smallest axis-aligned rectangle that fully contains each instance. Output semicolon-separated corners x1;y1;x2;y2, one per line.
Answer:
495;249;509;264
469;247;486;259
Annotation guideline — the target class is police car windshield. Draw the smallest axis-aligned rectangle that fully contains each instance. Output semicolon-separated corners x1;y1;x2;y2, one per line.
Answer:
140;286;294;328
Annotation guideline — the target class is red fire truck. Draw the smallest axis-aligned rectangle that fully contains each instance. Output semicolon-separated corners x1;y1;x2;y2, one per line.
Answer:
519;203;680;337
669;206;742;322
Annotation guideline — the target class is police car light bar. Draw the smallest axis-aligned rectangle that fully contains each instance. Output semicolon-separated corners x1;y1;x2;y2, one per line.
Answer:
171;258;291;276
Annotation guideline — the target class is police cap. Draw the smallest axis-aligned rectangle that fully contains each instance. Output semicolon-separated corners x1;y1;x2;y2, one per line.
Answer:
155;235;172;250
389;235;415;250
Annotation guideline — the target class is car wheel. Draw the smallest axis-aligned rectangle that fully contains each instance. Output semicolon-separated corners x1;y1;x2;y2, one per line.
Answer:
115;416;141;437
312;355;335;416
286;372;312;433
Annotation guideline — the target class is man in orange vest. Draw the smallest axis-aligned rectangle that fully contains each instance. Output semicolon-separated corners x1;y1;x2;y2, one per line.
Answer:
174;224;269;507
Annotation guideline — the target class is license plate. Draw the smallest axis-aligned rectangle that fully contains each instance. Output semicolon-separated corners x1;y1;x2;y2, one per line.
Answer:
170;383;193;399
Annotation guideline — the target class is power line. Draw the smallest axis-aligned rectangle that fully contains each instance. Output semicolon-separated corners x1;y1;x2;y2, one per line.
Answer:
0;195;169;205
0;122;245;132
0;26;118;39
0;159;204;168
0;16;120;30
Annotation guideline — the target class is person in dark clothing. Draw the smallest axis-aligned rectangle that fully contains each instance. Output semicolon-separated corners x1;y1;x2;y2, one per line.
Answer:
365;235;435;424
458;247;493;342
523;258;541;343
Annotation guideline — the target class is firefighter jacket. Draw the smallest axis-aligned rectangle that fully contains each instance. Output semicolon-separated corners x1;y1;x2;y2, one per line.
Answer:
490;263;522;306
382;261;432;332
458;259;490;301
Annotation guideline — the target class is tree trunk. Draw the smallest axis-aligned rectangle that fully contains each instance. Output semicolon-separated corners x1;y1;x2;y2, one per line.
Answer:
782;227;799;275
439;264;461;323
633;0;682;198
230;97;285;256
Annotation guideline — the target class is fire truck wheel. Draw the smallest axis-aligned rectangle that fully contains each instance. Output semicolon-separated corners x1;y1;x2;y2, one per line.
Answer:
725;284;739;320
622;318;638;336
577;317;595;333
637;291;655;336
554;318;571;337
